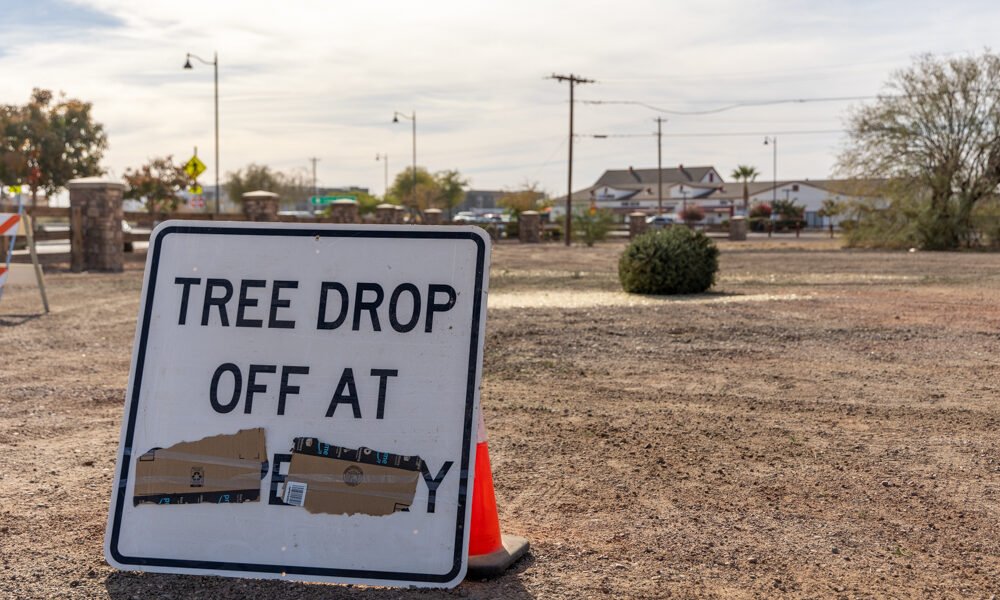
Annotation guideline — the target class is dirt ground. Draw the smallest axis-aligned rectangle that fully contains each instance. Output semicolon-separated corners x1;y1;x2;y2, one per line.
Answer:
1;235;999;599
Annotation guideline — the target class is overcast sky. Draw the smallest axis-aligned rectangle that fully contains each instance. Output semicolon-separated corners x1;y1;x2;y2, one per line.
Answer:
2;0;999;197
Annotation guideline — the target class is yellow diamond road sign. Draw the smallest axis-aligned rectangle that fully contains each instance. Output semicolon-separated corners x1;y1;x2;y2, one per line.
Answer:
183;155;207;179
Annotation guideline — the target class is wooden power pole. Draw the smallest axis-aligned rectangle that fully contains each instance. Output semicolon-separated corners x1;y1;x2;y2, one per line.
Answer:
549;73;594;246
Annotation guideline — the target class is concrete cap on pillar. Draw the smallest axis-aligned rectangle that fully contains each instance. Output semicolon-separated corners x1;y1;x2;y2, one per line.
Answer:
521;210;539;216
67;177;126;191
376;203;397;210
424;208;442;214
242;190;279;200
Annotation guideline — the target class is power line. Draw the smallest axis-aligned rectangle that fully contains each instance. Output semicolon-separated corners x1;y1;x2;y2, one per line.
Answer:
577;129;844;139
581;96;878;115
583;89;1000;116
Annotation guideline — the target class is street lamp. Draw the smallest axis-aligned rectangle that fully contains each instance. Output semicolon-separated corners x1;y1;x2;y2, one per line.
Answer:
392;111;416;208
183;52;219;214
375;153;389;198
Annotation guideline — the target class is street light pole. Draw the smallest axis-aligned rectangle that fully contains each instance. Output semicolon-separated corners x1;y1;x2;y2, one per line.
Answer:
184;52;219;214
375;153;389;197
393;112;416;209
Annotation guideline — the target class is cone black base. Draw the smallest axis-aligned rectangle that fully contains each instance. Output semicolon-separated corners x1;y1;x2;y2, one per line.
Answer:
466;534;530;580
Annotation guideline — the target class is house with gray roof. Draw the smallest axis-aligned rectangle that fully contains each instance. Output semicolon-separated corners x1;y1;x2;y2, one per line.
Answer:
553;165;885;227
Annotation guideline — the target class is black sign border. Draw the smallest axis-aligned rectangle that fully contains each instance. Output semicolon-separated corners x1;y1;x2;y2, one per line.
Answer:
108;224;487;584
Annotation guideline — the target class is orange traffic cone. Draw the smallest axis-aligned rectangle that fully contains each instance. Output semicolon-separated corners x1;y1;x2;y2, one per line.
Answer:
466;413;530;579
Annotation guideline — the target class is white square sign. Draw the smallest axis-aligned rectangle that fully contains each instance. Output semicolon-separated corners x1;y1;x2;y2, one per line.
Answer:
105;222;491;588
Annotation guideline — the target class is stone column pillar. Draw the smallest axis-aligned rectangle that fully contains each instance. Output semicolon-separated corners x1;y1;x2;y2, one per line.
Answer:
329;199;359;224
67;177;125;272
375;203;398;224
729;216;748;241
519;210;541;243
423;208;443;225
395;206;406;224
629;212;649;239
241;190;280;222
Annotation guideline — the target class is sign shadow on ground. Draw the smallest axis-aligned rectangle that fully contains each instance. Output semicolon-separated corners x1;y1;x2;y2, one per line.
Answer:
0;312;44;326
103;569;537;600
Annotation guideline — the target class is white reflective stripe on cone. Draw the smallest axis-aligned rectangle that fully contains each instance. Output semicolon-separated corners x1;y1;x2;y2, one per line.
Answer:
477;411;488;444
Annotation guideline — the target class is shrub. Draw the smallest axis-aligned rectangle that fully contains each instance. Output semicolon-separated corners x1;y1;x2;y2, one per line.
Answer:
680;205;705;223
749;203;772;219
618;227;719;294
505;220;519;239
573;208;615;246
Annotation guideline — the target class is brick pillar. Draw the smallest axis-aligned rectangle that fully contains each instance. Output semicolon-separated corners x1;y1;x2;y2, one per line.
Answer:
241;191;280;222
375;203;398;224
423;208;442;225
519;211;541;243
329;199;359;224
395;206;406;224
67;177;124;272
729;216;748;241
629;212;648;239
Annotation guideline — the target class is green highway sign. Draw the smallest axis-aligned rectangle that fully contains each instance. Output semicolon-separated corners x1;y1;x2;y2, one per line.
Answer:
310;194;357;205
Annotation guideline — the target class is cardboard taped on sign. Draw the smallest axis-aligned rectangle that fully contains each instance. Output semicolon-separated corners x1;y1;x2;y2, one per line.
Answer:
284;437;422;516
133;428;268;505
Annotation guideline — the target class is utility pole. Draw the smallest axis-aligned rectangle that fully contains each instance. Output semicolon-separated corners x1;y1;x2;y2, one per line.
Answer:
375;153;389;197
309;156;320;201
655;117;666;215
764;136;777;205
549;73;594;246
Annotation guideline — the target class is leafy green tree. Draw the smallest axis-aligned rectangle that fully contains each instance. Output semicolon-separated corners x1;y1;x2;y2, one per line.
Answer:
275;167;312;209
0;88;107;206
388;166;436;211
434;169;468;218
498;182;546;219
317;190;382;217
838;51;1000;249
123;156;188;213
729;165;759;214
818;198;844;232
771;198;803;219
387;167;468;214
573;208;615;246
354;190;383;215
224;164;282;202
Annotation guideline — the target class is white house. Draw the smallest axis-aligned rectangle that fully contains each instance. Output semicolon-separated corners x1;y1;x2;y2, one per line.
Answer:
553;165;885;227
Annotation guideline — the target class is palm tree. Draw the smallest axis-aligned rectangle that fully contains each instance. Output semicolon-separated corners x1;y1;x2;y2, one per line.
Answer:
730;165;760;214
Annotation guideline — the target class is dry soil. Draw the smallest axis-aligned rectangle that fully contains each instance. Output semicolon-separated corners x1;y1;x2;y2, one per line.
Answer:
1;235;998;599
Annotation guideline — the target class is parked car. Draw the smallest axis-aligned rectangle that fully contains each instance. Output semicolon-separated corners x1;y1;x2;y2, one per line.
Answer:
645;214;676;229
